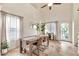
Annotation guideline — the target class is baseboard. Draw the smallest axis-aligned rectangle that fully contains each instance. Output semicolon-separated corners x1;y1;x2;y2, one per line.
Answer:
59;40;72;43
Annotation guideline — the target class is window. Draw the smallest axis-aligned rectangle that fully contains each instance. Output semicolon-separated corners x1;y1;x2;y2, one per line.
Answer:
32;23;45;35
6;14;20;48
45;23;56;35
32;24;38;35
32;22;57;35
61;23;69;40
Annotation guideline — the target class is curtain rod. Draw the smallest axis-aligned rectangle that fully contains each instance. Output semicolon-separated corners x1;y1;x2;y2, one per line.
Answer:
0;10;23;18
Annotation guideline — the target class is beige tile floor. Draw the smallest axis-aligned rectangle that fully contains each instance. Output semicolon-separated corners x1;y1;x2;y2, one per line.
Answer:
2;40;78;56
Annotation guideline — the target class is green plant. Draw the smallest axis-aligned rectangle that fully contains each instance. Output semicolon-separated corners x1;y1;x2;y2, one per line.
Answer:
41;23;45;34
1;41;9;49
35;23;45;34
36;24;40;31
61;24;69;39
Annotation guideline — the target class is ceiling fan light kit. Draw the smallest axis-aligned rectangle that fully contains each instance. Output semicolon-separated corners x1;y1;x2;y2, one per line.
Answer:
48;3;52;6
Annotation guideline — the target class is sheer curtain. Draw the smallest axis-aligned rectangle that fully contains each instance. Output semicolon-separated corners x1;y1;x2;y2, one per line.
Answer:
5;14;21;50
45;22;57;35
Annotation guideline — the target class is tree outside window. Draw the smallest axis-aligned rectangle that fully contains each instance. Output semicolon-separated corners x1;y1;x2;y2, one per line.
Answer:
32;23;45;35
61;23;69;40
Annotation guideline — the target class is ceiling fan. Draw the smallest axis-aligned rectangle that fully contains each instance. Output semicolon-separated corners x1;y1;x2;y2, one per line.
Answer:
41;3;61;10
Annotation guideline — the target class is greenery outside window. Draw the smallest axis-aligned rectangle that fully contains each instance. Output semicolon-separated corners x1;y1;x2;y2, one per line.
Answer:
32;23;45;35
61;23;69;40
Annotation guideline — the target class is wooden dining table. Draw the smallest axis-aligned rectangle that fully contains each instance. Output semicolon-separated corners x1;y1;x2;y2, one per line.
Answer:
23;36;39;55
20;35;49;56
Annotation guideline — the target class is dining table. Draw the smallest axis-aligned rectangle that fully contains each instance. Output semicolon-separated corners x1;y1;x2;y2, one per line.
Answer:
20;34;49;56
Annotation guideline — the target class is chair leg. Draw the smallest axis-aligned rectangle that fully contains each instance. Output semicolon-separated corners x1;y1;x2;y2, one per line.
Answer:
24;49;26;53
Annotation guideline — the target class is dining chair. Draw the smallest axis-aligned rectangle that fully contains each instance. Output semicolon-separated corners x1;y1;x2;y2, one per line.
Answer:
50;33;54;40
38;36;49;52
25;39;39;56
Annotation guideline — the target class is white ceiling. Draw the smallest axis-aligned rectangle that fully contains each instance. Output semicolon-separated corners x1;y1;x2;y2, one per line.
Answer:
31;3;70;14
1;3;73;12
26;3;73;20
31;3;63;10
31;3;45;9
1;3;73;19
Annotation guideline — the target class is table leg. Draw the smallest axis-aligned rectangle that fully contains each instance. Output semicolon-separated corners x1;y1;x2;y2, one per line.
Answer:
20;39;23;53
47;37;49;47
29;43;32;56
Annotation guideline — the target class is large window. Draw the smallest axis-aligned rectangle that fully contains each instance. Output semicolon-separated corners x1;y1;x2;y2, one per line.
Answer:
61;23;69;40
32;23;45;35
6;14;20;49
45;23;56;35
32;24;38;35
32;22;57;35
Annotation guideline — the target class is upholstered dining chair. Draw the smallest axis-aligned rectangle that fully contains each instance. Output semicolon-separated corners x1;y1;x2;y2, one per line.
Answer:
50;33;54;40
22;36;39;56
24;40;40;56
38;36;49;52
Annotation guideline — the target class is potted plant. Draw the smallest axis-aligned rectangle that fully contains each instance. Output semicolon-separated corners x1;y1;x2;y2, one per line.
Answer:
1;41;9;54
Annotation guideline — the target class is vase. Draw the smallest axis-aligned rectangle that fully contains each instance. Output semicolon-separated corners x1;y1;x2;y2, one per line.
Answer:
2;49;8;55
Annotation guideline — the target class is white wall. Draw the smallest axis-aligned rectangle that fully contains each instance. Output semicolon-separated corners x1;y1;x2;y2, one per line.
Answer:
73;4;79;45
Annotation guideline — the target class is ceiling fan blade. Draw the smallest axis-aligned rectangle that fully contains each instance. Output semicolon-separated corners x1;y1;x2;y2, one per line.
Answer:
49;6;52;10
53;3;61;5
41;4;47;8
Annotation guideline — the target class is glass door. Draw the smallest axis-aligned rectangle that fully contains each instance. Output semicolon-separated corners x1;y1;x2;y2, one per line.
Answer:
61;23;69;41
